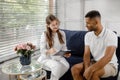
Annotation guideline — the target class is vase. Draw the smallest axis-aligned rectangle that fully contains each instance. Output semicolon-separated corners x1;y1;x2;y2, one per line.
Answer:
20;54;31;66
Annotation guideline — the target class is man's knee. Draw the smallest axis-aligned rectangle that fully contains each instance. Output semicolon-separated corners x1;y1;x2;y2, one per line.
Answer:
92;72;99;78
71;63;84;74
91;71;100;80
92;69;104;79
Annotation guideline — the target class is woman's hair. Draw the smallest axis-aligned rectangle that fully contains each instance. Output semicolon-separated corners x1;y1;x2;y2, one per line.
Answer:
45;14;64;48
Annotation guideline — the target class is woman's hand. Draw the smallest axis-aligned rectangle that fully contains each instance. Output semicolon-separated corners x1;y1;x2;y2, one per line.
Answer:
47;48;56;54
64;53;71;58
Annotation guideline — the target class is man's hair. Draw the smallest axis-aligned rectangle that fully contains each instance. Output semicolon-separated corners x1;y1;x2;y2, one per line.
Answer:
85;10;101;19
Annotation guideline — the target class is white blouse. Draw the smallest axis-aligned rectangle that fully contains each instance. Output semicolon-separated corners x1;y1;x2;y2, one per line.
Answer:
38;30;68;62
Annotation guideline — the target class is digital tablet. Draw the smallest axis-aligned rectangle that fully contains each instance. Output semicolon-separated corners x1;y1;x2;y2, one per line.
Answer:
54;50;71;56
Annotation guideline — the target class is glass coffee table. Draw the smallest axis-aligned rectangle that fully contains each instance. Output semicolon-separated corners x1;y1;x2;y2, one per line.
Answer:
20;69;46;80
2;60;46;80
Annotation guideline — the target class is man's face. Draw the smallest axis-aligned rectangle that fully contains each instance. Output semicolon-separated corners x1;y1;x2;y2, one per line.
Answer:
85;18;98;31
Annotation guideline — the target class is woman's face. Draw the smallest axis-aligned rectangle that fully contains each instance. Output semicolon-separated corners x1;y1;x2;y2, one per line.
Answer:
48;20;59;32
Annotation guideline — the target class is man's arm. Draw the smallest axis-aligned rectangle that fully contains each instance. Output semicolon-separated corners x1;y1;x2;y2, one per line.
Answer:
91;46;116;72
84;46;91;70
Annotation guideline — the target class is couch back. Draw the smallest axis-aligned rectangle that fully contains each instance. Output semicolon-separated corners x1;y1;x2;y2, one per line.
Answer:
63;30;87;57
63;30;120;68
116;37;120;68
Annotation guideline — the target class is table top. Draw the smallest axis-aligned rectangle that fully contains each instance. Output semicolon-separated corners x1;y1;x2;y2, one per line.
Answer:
20;69;46;80
2;60;43;75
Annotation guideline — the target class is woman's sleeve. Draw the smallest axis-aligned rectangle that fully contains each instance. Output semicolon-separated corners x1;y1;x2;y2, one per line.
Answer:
61;31;68;51
37;32;48;62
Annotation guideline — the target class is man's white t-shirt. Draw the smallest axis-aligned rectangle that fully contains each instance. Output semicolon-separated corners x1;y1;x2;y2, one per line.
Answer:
85;27;118;68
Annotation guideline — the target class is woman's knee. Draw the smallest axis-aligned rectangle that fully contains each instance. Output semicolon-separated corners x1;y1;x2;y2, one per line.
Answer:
66;62;70;70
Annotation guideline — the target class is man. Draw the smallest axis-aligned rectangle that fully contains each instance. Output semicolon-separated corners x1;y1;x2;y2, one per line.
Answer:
71;10;118;80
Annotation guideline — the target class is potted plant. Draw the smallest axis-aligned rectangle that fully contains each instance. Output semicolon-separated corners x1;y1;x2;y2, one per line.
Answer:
14;42;36;65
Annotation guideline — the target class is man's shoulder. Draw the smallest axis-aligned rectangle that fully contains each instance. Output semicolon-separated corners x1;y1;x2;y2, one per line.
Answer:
85;31;93;36
106;28;117;36
84;31;94;40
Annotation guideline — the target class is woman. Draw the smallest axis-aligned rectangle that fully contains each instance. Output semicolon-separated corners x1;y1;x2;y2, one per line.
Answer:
37;14;70;80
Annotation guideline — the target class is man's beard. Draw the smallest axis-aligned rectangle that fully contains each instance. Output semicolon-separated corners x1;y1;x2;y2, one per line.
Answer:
89;26;97;31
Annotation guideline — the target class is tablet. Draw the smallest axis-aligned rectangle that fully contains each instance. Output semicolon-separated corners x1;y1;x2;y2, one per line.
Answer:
54;50;71;56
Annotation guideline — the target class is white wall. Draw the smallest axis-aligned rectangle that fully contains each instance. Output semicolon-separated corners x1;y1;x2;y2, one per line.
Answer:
56;0;85;30
85;0;120;35
56;0;120;35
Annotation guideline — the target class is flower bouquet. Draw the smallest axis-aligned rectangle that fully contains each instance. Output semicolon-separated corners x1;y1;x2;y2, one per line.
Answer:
14;42;36;65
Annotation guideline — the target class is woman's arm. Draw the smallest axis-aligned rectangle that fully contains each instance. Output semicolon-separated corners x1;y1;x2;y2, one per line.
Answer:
61;31;68;51
38;32;48;62
60;31;71;57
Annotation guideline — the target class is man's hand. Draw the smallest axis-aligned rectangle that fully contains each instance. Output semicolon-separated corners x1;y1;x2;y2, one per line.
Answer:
83;66;94;80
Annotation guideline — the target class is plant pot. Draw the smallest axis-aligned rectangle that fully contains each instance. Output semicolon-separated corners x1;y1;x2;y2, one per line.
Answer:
20;54;31;66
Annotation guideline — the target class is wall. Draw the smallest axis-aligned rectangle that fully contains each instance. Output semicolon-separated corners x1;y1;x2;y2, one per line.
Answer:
56;0;120;35
85;0;120;35
56;0;85;30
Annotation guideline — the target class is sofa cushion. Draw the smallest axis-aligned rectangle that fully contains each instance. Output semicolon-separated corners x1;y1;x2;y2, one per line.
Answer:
63;30;88;57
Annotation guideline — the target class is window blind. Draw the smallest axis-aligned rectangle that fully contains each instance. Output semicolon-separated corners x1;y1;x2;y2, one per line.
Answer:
0;0;49;62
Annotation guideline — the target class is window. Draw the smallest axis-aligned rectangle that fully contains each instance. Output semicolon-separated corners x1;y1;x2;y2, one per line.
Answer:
0;0;50;62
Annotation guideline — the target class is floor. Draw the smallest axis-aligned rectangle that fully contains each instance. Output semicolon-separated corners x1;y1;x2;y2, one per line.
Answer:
1;67;120;80
0;55;120;80
0;53;40;80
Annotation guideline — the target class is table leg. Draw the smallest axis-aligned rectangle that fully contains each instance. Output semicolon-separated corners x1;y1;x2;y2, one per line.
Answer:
44;76;47;80
17;75;21;80
9;75;11;80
